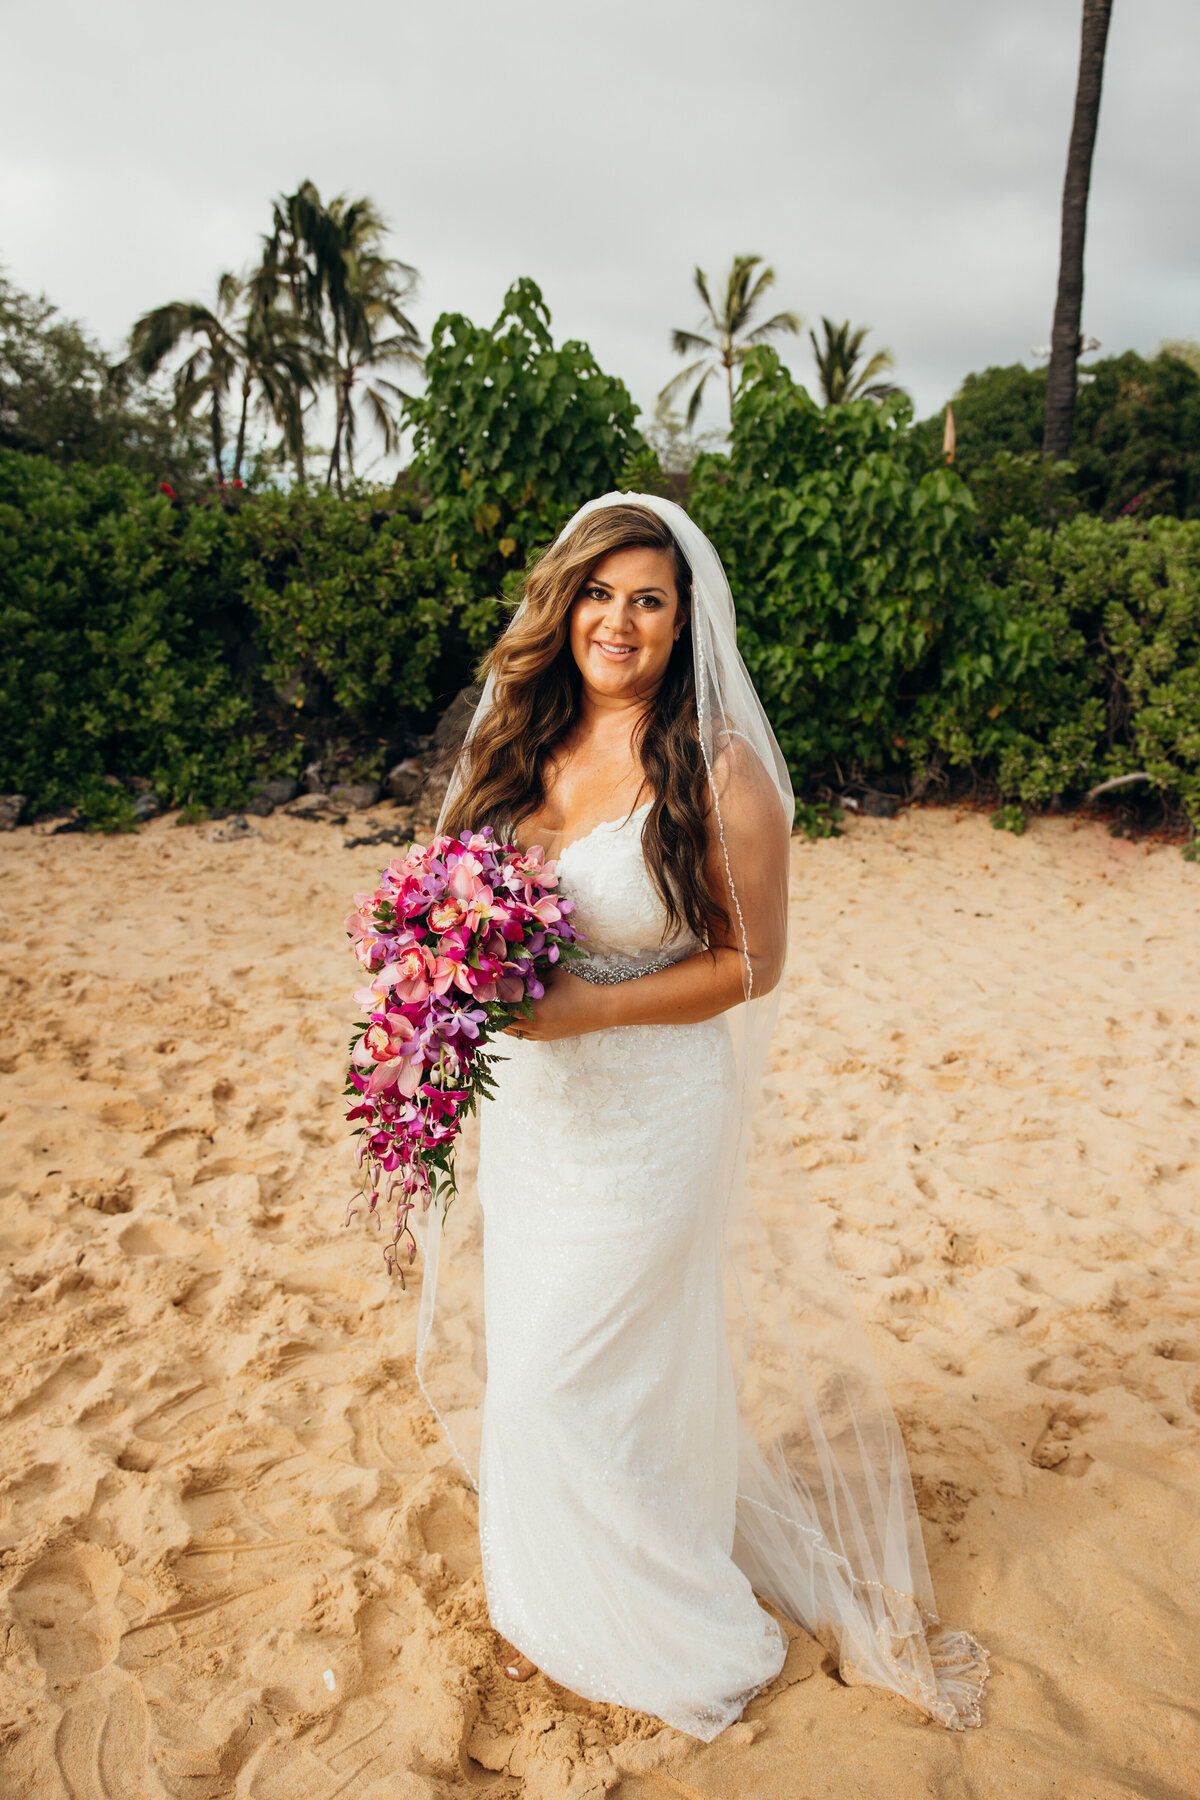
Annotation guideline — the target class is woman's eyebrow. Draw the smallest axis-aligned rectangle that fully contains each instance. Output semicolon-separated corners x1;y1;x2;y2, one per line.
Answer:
583;579;669;597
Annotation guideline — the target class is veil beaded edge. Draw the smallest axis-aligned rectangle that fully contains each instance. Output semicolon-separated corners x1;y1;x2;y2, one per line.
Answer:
417;490;989;1731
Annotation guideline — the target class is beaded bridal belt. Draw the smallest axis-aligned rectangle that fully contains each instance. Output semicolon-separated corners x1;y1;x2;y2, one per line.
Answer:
571;950;683;986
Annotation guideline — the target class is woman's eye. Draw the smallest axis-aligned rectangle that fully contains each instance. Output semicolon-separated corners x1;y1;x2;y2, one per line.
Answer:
634;595;662;609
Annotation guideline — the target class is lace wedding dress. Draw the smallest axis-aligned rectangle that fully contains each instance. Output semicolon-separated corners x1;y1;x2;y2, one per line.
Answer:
476;802;787;1737
420;490;988;1740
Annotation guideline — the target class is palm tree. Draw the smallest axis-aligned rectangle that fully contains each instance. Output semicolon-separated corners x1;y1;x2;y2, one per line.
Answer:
1043;0;1114;459
233;289;321;481
254;181;333;479
322;218;423;494
660;255;801;427
125;272;319;482
125;273;244;480
809;318;903;406
259;182;424;493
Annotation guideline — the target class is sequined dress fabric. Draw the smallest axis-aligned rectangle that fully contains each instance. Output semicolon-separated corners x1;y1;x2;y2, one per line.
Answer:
476;804;787;1738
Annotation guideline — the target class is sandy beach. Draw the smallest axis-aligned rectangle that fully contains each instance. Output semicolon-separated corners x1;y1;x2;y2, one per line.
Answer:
1;804;1198;1800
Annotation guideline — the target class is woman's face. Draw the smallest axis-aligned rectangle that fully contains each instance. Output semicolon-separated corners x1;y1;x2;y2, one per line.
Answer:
568;546;684;702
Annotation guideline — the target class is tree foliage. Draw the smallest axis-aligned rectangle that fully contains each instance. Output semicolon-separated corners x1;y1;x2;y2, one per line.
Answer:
809;316;902;405
0;450;256;819
0;450;472;823
0;272;202;487
965;514;1200;825
406;278;645;597
235;488;451;721
661;255;801;427
690;348;985;786
920;351;1200;521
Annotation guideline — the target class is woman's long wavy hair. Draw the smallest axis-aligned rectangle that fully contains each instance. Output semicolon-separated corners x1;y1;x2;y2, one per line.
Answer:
442;503;728;946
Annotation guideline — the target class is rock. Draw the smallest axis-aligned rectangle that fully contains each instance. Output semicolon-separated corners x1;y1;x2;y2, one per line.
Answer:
127;775;155;794
416;768;450;823
433;686;480;752
861;792;900;819
0;794;26;831
244;793;275;817
302;760;326;794
132;793;162;821
210;813;262;842
255;777;300;806
284;793;348;823
32;808;83;836
385;758;425;805
328;781;381;811
344;816;415;851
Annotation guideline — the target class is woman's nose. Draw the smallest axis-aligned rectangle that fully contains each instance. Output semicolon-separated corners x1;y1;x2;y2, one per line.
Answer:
602;596;636;633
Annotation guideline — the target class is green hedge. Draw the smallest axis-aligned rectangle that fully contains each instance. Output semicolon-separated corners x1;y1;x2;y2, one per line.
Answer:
0;453;256;822
234;487;459;721
0;451;472;823
4;397;1198;843
967;514;1200;826
690;352;1200;836
690;350;989;788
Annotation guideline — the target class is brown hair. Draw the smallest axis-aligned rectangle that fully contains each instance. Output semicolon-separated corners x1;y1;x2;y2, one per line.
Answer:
442;503;727;945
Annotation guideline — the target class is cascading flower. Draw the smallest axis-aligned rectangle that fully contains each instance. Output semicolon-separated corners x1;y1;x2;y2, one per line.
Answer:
344;826;584;1282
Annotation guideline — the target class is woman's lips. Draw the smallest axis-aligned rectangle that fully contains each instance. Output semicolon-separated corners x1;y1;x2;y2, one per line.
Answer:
592;640;636;662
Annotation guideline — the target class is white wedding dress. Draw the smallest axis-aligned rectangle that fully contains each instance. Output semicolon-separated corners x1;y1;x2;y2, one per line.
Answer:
476;802;788;1737
422;491;988;1740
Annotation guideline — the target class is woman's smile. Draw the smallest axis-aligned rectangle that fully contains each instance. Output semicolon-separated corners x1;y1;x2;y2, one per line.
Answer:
592;639;638;662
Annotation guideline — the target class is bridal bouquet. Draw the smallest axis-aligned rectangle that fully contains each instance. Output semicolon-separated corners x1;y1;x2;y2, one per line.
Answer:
344;829;583;1281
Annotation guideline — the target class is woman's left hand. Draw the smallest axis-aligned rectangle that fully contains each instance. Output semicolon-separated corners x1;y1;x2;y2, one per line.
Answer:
502;968;609;1042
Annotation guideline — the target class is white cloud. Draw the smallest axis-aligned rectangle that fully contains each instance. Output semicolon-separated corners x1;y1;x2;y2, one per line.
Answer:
1;0;1196;451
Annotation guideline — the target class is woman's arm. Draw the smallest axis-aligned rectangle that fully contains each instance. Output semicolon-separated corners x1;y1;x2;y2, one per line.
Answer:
508;744;791;1042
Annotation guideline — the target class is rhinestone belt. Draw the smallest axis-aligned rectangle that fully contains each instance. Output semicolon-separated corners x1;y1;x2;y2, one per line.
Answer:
570;949;683;986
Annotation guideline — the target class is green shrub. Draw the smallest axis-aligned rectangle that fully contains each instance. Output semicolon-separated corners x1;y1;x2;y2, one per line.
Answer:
917;352;1200;522
0;450;256;821
690;349;988;791
406;278;645;599
976;514;1200;825
0;454;473;825
233;487;453;723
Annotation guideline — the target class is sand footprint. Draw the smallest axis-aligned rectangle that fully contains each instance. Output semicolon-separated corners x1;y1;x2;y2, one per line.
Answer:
10;1543;123;1682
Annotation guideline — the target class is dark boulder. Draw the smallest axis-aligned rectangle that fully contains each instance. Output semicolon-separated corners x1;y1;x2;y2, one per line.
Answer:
385;758;425;805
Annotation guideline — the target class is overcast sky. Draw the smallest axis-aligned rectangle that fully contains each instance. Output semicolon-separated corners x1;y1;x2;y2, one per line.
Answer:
3;0;1198;451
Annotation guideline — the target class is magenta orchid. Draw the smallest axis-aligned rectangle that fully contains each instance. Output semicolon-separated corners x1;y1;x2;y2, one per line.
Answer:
344;826;585;1282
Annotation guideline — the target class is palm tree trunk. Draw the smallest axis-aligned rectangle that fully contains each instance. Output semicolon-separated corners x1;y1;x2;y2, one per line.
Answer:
724;352;734;417
211;389;225;484
295;408;307;484
234;372;251;481
1043;0;1114;461
327;370;346;496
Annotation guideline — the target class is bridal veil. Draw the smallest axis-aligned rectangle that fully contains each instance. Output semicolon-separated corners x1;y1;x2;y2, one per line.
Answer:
417;491;989;1730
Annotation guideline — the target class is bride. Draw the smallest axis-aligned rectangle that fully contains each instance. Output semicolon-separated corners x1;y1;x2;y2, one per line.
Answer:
424;493;989;1739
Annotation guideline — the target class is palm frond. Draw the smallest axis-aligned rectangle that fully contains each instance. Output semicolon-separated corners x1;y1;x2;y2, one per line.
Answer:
683;365;715;430
743;309;803;346
671;328;716;358
658;357;710;409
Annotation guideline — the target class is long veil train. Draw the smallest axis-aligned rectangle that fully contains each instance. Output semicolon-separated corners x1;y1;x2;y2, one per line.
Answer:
417;492;989;1730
